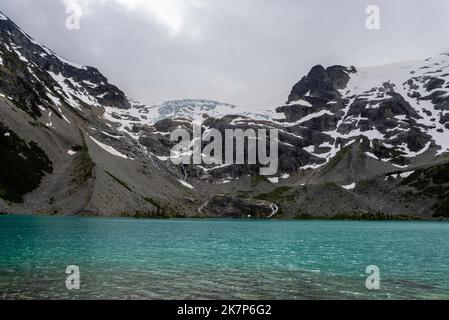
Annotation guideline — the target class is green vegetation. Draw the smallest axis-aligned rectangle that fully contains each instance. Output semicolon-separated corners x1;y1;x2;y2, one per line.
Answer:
401;161;449;217
0;123;53;203
255;186;294;203
71;137;94;187
144;196;184;217
236;190;252;198
105;170;132;192
251;174;268;187
324;145;350;171
121;196;185;219
254;186;295;215
401;161;449;189
143;196;160;208
433;197;449;217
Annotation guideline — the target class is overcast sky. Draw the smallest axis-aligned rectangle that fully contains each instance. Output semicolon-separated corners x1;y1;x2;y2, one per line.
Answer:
1;0;449;110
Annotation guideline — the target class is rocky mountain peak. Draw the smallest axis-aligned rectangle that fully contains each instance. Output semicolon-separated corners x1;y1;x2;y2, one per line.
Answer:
1;12;449;219
288;65;354;103
0;10;130;112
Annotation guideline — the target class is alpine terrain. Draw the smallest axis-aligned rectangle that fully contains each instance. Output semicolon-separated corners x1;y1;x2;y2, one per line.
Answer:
1;11;448;219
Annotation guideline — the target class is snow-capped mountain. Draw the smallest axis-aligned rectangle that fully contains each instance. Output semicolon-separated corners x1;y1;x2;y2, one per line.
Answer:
151;99;274;123
103;98;275;136
1;10;448;219
0;12;130;117
0;11;273;138
277;57;449;171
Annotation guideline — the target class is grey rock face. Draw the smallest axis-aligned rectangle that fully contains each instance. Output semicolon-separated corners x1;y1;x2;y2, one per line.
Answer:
1;10;449;218
0;14;130;112
288;65;353;103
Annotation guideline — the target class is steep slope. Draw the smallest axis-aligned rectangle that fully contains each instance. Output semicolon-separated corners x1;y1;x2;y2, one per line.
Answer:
0;12;196;217
278;59;449;172
1;10;449;219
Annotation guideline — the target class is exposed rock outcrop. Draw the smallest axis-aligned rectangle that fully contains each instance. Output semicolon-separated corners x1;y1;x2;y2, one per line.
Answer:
1;11;449;219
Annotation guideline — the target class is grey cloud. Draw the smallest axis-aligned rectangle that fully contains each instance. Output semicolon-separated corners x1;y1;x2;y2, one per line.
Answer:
1;0;449;110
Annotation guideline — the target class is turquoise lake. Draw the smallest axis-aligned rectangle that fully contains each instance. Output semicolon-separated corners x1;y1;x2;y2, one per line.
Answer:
1;215;449;300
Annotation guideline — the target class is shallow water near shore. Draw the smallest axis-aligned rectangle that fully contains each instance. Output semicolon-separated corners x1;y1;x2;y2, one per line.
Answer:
1;215;449;300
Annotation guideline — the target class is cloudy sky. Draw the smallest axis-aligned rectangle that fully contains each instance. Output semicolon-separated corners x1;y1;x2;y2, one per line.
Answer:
1;0;449;110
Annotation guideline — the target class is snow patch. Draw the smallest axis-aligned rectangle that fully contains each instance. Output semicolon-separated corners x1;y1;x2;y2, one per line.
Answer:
268;177;279;184
45;111;53;127
365;152;379;160
48;71;100;110
90;136;128;159
342;183;356;190
179;180;194;189
399;171;415;179
286;99;313;107
287;110;334;125
46;92;61;106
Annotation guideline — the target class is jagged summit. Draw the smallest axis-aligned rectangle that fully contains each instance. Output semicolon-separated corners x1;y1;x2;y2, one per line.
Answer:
278;56;449;173
0;10;129;113
1;11;448;219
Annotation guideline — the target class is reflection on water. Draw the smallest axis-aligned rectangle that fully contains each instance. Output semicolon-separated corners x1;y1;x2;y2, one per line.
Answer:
1;216;449;300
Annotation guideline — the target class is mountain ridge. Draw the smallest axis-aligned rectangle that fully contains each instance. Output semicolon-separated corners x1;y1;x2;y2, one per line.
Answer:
1;11;449;219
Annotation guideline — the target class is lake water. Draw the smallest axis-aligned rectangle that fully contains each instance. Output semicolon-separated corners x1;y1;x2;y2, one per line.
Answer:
1;215;449;300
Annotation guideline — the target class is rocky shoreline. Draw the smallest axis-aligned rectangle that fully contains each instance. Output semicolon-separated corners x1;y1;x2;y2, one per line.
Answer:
3;212;449;222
